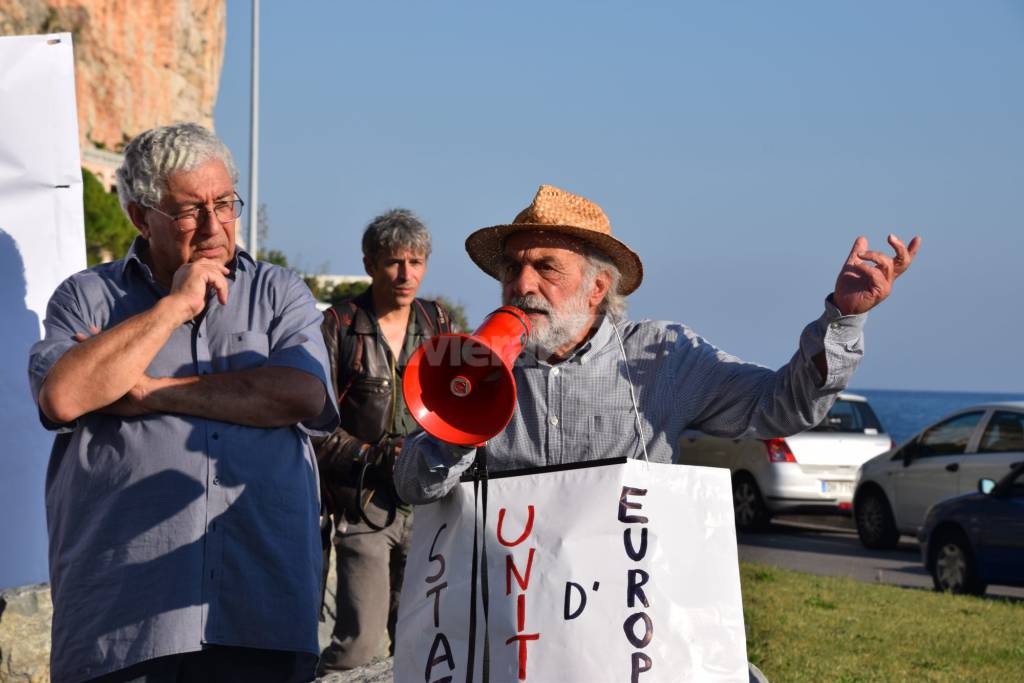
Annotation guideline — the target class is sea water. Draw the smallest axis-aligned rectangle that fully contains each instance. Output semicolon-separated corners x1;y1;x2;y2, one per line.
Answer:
852;388;1024;446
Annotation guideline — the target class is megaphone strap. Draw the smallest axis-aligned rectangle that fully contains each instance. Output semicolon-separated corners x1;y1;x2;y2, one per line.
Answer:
355;459;398;531
465;448;491;682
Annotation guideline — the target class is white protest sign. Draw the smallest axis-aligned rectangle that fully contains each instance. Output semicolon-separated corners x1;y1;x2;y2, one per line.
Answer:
396;459;749;682
0;33;85;588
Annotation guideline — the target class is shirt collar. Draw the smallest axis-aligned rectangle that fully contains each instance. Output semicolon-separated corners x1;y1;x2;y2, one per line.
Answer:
567;314;616;363
351;291;425;338
121;235;148;276
519;314;617;367
234;247;255;273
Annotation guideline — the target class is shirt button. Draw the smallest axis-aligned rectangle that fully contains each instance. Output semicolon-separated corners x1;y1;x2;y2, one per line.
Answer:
550;416;559;427
830;322;841;330
212;432;219;440
551;367;560;377
213;477;221;486
580;356;588;365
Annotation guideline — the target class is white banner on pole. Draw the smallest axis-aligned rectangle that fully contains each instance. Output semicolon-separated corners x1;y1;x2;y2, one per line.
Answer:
396;459;749;683
0;32;86;588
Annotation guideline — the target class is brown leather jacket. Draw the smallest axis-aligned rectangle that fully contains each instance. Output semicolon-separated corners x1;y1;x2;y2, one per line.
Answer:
313;291;450;515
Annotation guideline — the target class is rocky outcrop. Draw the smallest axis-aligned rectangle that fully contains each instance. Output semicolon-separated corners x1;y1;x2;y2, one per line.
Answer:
0;584;51;683
0;0;226;152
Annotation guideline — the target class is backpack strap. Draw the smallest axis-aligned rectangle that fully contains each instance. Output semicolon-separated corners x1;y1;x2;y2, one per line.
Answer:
328;299;365;404
434;300;452;333
413;298;453;336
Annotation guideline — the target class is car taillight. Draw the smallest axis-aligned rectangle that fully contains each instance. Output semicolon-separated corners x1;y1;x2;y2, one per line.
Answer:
764;438;797;463
889;438;896;451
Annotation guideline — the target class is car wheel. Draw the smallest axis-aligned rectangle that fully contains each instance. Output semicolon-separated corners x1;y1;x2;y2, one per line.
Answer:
732;473;770;532
931;530;987;595
855;488;899;549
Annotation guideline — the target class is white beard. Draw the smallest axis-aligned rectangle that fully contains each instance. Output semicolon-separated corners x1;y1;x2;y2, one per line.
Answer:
505;283;594;360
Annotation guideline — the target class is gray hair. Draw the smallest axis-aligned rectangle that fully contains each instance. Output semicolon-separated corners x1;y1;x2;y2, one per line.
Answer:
115;123;240;213
362;208;432;262
584;246;627;319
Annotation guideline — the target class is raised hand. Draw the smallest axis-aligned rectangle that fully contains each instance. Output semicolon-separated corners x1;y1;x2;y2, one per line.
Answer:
833;234;921;316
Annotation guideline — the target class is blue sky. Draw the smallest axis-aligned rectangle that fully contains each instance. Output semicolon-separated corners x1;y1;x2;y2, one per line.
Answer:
215;0;1024;393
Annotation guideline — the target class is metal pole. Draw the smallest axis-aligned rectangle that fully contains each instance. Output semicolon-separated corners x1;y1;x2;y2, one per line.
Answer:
247;0;260;256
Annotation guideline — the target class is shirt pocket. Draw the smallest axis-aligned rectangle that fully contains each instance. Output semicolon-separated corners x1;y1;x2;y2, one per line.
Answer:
589;410;643;461
224;331;270;371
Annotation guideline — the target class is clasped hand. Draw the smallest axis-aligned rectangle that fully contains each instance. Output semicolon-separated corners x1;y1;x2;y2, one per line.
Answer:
168;260;231;321
73;260;231;416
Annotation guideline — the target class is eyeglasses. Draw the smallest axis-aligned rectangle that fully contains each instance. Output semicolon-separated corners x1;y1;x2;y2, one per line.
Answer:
147;195;245;233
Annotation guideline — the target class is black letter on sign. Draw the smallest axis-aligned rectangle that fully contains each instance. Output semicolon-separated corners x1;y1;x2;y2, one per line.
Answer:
564;581;587;620
631;652;653;683
618;486;649;523
623;612;654;649
427;524;447;583
425;582;448;629
627;569;650;609
623;527;648;561
425;632;455;683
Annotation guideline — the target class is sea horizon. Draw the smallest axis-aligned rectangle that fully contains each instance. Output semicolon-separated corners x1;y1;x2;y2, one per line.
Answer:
849;387;1024;445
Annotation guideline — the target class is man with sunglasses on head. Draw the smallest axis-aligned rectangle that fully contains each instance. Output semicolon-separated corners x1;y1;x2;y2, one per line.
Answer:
28;123;338;683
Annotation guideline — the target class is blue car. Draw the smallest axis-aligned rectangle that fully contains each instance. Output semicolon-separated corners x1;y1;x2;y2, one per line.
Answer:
919;461;1024;595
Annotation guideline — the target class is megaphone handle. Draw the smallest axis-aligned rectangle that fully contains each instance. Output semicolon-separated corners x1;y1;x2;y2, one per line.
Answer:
469;444;489;479
465;445;491;681
479;445;491;679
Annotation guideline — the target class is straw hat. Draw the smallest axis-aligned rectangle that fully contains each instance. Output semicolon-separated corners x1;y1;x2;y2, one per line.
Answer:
464;184;643;295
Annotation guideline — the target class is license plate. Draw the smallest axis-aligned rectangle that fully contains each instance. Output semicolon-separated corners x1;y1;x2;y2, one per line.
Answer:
821;480;854;496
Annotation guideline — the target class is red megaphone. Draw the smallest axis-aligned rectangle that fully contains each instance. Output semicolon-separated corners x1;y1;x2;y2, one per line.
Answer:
403;306;531;446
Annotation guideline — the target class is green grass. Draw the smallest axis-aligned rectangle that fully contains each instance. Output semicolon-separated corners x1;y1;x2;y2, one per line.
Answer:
740;562;1024;682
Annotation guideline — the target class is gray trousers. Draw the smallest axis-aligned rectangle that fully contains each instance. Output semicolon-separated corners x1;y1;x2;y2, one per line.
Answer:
318;503;413;671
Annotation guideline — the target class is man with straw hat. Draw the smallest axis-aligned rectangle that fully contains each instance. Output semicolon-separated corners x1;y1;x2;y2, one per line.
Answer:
395;183;919;500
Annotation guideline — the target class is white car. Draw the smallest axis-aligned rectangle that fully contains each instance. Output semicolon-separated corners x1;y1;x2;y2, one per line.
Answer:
677;393;892;531
854;402;1024;549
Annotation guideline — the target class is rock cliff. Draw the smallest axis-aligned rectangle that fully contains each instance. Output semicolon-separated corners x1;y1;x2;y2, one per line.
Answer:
0;0;226;152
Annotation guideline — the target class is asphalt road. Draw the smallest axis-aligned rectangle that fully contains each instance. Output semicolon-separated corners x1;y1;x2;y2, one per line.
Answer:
737;515;1024;600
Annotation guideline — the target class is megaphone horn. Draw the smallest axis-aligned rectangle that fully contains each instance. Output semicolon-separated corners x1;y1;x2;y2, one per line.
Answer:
403;306;531;446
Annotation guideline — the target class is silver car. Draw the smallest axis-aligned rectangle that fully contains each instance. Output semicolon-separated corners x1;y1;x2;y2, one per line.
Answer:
678;393;892;531
854;402;1024;549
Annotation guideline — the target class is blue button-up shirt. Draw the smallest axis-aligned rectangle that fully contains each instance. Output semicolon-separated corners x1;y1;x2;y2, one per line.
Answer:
395;300;865;504
28;239;338;683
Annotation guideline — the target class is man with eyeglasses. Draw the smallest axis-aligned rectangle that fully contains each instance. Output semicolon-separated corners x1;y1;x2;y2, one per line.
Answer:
28;123;338;683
